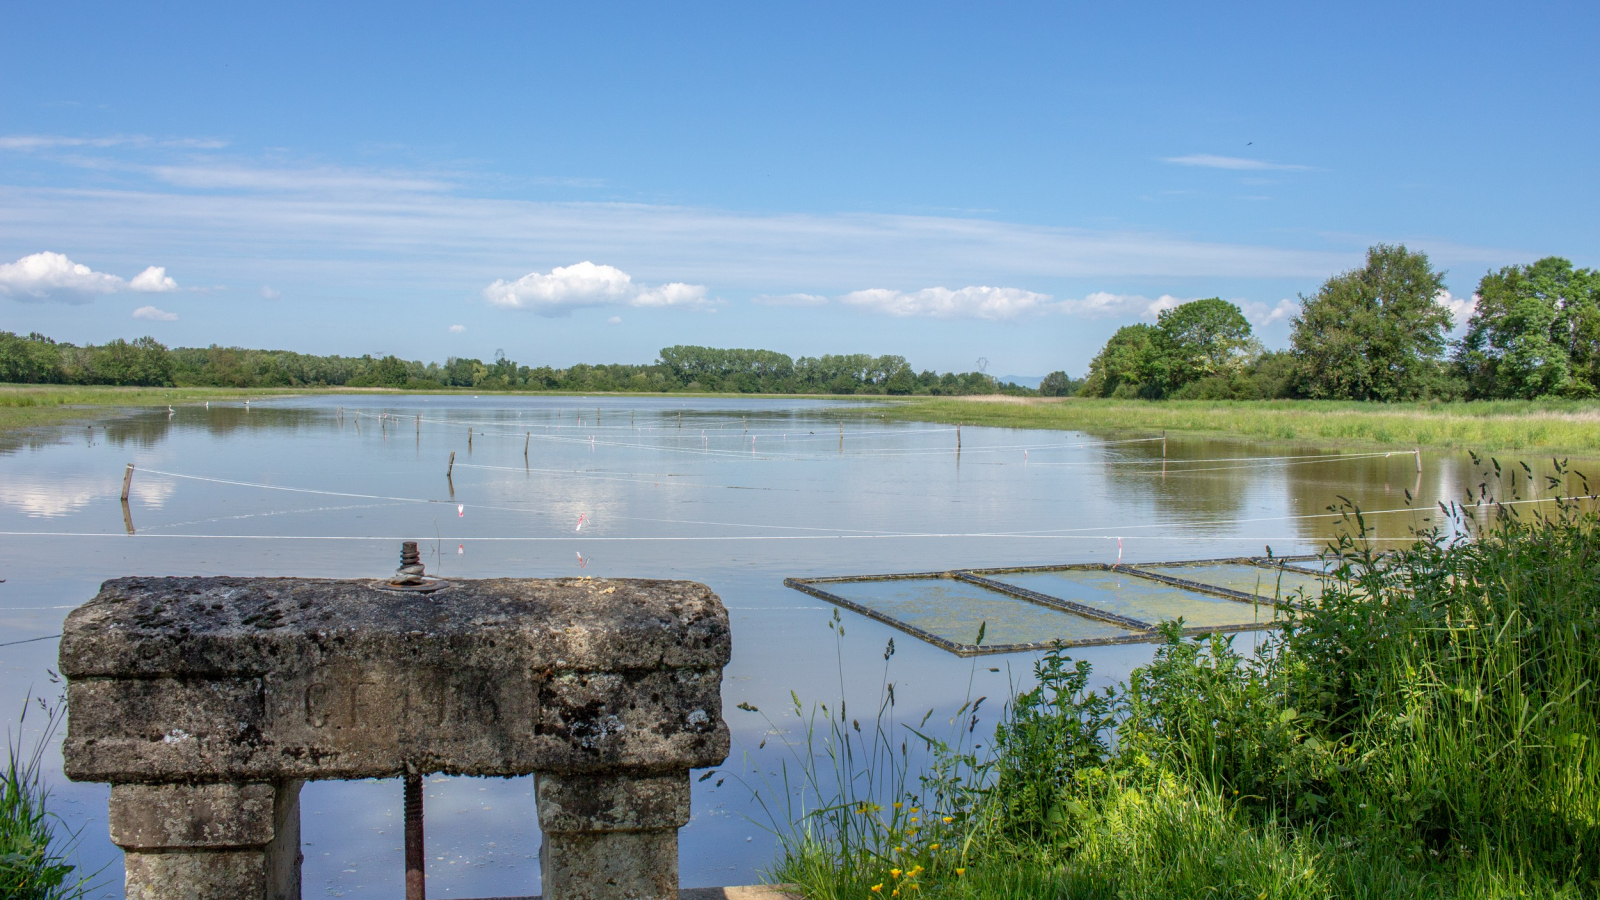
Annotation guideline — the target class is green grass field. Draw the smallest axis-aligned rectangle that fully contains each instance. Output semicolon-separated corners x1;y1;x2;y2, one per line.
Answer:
870;396;1600;455
0;385;352;432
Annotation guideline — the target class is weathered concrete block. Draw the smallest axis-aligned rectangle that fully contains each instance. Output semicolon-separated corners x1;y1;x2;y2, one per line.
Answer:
62;575;731;900
111;782;279;849
117;780;302;900
60;576;731;782
536;772;690;833
542;829;679;900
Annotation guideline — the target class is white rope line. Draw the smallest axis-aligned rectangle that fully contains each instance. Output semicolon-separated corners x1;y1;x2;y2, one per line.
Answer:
0;530;1421;543
988;493;1597;538
128;466;1594;540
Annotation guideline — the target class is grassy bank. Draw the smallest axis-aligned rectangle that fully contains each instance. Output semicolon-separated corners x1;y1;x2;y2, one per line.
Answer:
871;396;1600;454
757;473;1600;898
0;384;322;432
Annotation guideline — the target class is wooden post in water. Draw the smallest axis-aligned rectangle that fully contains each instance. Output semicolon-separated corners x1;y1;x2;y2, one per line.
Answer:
678;411;682;429
1414;448;1422;473
838;421;843;452
957;423;961;453
120;463;135;502
1162;431;1167;459
447;452;455;477
467;428;472;452
524;432;530;461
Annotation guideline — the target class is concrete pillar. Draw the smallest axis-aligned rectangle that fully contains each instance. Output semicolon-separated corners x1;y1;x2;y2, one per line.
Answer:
536;771;690;900
110;780;303;900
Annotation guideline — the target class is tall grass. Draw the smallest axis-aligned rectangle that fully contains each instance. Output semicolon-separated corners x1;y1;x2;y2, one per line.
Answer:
873;397;1600;454
1;694;90;900
752;460;1600;898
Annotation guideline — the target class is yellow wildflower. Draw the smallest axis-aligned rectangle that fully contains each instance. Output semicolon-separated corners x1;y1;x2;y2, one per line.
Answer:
890;868;902;878
928;843;940;851
870;885;882;893
894;802;903;809
956;868;967;876
942;816;953;824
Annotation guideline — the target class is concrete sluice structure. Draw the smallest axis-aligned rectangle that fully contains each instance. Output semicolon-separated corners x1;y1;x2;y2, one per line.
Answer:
786;556;1332;656
59;570;734;900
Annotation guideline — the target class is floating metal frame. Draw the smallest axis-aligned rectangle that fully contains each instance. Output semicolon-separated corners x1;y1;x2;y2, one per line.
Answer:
783;555;1325;657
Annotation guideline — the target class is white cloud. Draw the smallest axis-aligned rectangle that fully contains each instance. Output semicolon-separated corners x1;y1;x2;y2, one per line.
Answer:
483;261;710;317
448;324;466;333
1437;290;1476;330
128;266;178;292
1241;298;1300;327
132;305;178;321
1163;154;1313;172
0;251;168;302
841;285;1053;320
606;316;622;325
260;285;281;300
1051;291;1185;319
752;292;830;307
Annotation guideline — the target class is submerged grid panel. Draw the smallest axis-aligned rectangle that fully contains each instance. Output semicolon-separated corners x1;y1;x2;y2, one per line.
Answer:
820;577;1138;648
979;567;1280;629
1134;562;1328;603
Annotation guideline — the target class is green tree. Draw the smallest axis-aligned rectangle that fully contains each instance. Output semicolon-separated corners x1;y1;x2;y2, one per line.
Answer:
1147;297;1257;394
1038;371;1080;396
0;332;65;383
1455;257;1600;398
1291;244;1451;401
1079;324;1158;397
86;337;173;386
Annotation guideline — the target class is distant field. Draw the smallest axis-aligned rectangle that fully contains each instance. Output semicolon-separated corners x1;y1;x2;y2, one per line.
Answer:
871;396;1600;455
0;385;316;431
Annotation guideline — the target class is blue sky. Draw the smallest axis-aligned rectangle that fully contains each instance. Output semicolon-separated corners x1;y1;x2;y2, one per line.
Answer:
2;2;1595;376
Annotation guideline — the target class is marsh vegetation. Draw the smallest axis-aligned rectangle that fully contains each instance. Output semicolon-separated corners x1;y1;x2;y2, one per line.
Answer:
755;463;1600;898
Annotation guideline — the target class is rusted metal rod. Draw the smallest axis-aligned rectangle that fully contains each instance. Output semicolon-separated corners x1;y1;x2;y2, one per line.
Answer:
404;772;425;900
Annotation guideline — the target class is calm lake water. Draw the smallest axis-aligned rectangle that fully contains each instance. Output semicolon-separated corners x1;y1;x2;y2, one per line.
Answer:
0;395;1582;898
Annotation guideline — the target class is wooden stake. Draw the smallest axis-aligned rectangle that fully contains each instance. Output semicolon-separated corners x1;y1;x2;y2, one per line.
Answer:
1414;447;1422;473
1162;431;1167;459
957;423;962;452
447;451;455;477
524;432;530;459
467;428;472;451
120;463;135;501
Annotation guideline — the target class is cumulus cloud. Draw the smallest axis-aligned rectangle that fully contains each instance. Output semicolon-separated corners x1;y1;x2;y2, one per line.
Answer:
1163;154;1313;172
260;285;281;300
128;266;178;292
483;261;710;317
448;324;466;333
1437;290;1476;330
132;305;178;321
841;286;1053;320
0;251;181;302
752;292;830;307
1240;298;1300;327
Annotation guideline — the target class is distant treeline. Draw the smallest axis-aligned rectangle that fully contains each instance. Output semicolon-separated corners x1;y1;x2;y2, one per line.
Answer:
0;334;1072;396
1079;245;1600;402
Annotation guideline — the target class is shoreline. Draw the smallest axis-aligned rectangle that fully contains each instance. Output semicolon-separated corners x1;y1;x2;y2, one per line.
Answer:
5;385;1599;456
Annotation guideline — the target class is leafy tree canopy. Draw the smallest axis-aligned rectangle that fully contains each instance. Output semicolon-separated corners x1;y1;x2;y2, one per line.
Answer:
1291;244;1451;401
1455;257;1600;399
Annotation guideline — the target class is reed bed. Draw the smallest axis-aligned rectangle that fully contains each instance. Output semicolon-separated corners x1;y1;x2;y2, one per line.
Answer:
873;397;1600;455
749;461;1600;898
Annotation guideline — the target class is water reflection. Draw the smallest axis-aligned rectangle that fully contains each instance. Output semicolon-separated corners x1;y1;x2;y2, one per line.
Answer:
0;394;1594;899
